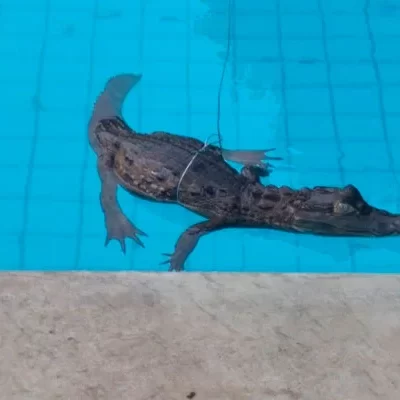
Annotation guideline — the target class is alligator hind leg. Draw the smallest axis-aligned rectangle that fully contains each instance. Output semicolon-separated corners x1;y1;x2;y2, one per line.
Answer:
161;218;228;271
98;155;147;253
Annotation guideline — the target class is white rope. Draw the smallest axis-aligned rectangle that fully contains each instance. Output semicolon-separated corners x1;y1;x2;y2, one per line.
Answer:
176;134;220;205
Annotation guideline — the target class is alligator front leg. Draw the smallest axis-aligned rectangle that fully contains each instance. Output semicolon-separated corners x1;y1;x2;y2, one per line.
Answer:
161;219;229;271
97;156;147;253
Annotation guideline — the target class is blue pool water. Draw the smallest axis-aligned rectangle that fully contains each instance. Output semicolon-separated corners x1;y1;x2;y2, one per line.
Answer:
2;0;400;272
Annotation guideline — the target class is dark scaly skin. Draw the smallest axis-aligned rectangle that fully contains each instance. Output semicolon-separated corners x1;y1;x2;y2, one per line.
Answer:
89;74;400;271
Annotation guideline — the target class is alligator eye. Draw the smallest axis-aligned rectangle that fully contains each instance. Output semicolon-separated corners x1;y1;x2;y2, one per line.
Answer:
333;201;356;215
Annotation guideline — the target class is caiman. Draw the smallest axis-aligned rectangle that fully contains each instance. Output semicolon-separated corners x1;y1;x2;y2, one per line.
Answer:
88;73;400;271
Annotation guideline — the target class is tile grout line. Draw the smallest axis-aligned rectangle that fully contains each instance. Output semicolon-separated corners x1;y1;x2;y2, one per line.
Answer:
130;0;145;270
228;0;246;272
275;0;301;273
184;0;193;270
228;0;247;272
19;0;51;269
7;53;400;64
73;0;99;269
316;0;356;272
364;0;400;199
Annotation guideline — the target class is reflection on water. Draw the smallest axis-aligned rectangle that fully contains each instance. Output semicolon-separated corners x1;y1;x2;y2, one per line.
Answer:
195;0;281;99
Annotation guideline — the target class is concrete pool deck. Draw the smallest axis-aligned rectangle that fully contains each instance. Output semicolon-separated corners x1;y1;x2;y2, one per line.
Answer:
0;273;399;400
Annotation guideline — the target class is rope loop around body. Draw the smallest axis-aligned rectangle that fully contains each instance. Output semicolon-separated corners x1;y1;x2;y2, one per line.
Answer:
176;134;220;205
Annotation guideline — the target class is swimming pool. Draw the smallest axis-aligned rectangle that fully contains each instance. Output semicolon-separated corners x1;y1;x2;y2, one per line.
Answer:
2;0;400;272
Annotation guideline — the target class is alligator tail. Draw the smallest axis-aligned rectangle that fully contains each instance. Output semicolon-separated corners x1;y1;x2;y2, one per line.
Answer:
89;73;142;132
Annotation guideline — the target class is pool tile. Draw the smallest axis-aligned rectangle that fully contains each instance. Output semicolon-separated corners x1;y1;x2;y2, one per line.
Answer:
142;86;187;112
47;11;93;37
279;0;318;12
285;62;327;86
0;236;20;269
379;64;400;85
286;88;331;113
81;201;106;236
145;60;187;87
242;230;298;272
46;37;92;62
0;37;42;60
24;235;77;271
237;113;284;149
330;63;376;86
289;140;341;170
241;61;282;90
30;167;82;201
0;167;28;198
0;81;36;109
2;10;46;36
383;87;400;113
387;116;400;137
322;0;367;13
207;230;245;272
189;88;222;114
77;236;133;271
0;139;34;167
235;0;276;12
296;236;352;273
1;54;40;86
34;139;86;168
374;37;400;62
235;39;280;62
96;9;141;39
144;13;186;40
369;15;400;36
39;110;87;140
41;61;91;110
0;200;24;235
144;37;187;62
282;39;325;61
235;15;277;39
323;14;369;37
341;140;390;171
27;200;79;235
190;37;226;62
281;14;322;37
83;162;101;203
97;0;137;14
51;0;95;11
326;38;371;62
343;171;398;209
333;87;380;114
336;115;384;140
287;114;335;140
352;237;400;273
292;171;344;189
143;111;188;135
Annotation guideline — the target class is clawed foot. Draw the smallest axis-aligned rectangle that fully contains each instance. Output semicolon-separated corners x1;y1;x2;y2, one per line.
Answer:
160;251;186;272
104;212;147;253
159;220;225;272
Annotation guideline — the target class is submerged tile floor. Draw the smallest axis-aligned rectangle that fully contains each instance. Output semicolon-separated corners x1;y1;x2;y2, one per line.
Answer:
1;0;400;271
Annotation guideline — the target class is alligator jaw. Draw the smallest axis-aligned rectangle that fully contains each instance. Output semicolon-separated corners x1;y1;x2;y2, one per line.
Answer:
291;207;400;237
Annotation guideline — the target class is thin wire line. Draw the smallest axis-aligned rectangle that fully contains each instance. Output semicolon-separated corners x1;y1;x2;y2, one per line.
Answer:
216;0;234;149
176;134;220;205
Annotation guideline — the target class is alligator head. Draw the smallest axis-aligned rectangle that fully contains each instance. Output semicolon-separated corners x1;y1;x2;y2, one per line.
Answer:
289;184;400;237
